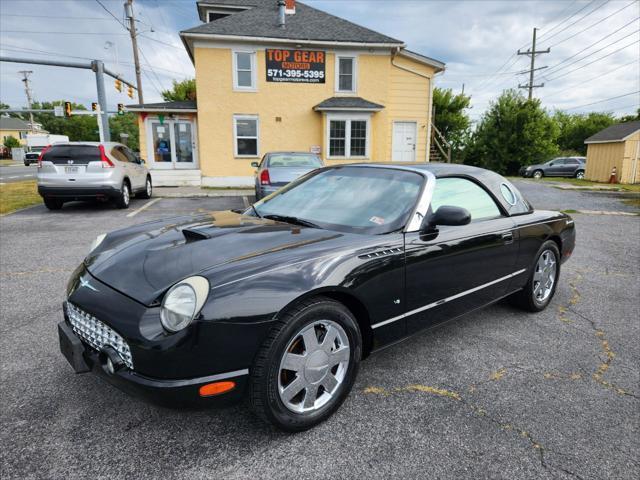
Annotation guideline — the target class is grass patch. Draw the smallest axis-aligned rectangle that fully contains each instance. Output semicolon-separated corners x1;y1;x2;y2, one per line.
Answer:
0;159;20;166
0;180;42;215
536;177;640;192
561;209;579;214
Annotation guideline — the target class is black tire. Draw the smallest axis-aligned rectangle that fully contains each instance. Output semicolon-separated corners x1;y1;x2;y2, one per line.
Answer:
43;198;63;210
137;176;152;199
575;170;585;179
509;240;561;312
115;180;131;209
532;170;544;179
249;296;362;432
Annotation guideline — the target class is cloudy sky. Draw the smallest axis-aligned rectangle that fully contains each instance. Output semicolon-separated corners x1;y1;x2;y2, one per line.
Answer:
1;0;638;121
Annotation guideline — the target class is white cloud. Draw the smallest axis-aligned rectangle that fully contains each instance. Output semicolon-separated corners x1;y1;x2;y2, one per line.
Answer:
1;0;638;118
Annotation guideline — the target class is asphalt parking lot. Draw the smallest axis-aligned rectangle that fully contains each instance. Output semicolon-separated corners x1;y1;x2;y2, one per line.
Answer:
1;180;638;479
0;164;36;184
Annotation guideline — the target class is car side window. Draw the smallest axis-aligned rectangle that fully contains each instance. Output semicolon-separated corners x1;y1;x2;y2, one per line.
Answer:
566;159;579;165
431;177;502;222
122;147;137;163
111;147;129;163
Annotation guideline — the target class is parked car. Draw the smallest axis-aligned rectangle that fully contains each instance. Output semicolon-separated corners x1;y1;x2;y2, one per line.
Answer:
252;152;323;199
58;163;575;431
37;142;152;210
24;152;40;166
520;157;586;179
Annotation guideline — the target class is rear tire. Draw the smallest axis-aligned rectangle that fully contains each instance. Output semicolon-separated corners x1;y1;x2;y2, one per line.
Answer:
43;198;63;210
533;170;543;179
137;176;152;199
575;170;585;179
509;240;560;312
249;296;361;432
115;181;131;209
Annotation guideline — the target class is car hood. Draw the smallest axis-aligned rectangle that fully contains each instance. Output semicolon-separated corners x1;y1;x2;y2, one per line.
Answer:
85;211;352;305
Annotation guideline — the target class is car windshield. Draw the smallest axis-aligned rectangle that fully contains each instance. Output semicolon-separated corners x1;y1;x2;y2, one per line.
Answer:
253;166;423;234
268;154;322;168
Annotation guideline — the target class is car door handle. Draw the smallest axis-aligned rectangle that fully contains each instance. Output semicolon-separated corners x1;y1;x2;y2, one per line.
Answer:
501;231;514;244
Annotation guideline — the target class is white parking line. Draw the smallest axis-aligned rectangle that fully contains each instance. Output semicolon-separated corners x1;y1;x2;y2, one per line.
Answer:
22;175;34;178
7;176;19;179
126;198;161;218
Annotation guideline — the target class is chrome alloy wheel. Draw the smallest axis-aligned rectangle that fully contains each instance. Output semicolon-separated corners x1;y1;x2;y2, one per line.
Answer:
123;184;130;205
146;178;152;196
278;320;350;414
533;249;557;302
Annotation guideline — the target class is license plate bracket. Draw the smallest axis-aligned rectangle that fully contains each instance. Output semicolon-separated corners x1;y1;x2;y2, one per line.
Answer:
58;321;91;373
65;166;79;173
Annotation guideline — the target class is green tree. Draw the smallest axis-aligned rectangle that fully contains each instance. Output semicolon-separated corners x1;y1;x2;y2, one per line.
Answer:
464;90;559;175
161;79;196;102
553;111;616;155
109;113;139;151
3;135;20;149
433;87;471;160
619;108;640;123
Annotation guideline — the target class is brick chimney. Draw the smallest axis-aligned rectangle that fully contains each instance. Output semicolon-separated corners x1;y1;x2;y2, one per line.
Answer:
285;0;296;14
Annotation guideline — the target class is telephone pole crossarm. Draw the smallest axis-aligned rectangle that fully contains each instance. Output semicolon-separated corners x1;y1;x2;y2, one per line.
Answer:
517;27;551;100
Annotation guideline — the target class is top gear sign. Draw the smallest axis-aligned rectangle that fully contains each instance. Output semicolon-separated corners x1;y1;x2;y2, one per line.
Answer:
266;49;326;83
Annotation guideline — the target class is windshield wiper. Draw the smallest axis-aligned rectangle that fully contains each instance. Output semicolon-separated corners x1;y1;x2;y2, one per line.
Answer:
262;214;320;228
250;204;261;218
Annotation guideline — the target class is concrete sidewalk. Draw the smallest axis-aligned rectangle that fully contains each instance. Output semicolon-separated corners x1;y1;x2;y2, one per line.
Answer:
154;186;254;198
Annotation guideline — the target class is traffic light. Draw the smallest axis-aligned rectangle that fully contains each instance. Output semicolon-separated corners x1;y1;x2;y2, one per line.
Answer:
91;102;98;112
115;79;122;92
64;101;72;117
127;85;134;99
117;103;125;115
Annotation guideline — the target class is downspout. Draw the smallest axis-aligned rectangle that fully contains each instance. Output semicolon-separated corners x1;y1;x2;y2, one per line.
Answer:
632;136;639;184
390;49;442;163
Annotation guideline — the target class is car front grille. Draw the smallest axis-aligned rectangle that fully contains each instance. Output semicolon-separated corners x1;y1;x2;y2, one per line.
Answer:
66;302;133;369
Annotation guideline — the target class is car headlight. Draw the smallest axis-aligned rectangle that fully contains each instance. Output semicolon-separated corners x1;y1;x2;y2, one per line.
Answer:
526;166;532;171
88;233;106;254
160;276;210;333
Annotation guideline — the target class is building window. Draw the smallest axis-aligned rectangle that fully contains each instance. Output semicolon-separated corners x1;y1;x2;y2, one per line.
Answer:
233;51;256;90
327;116;369;158
336;56;356;93
234;115;259;157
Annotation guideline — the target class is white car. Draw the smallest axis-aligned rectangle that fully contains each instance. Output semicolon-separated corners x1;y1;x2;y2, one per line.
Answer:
37;142;152;210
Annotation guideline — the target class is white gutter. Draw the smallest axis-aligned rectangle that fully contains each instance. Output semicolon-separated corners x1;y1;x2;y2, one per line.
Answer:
313;107;384;112
127;108;198;113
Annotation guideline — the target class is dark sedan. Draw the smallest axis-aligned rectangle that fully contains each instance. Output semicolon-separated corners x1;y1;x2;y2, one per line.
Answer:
251;152;323;199
58;163;575;431
520;156;586;179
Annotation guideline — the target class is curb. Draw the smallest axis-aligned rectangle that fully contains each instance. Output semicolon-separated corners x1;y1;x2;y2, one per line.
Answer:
565;209;639;216
154;189;254;198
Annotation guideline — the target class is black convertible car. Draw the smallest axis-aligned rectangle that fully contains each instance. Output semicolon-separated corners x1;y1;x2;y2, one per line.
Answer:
59;163;575;431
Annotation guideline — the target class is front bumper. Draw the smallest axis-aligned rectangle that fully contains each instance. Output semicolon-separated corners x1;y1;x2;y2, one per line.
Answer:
38;185;122;200
58;320;248;407
519;168;533;177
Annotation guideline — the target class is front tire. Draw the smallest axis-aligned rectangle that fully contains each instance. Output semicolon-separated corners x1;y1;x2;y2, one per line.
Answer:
249;296;362;432
115;180;131;209
533;170;543;179
510;240;560;312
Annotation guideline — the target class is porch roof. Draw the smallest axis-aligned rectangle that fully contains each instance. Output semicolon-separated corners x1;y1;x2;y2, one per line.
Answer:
313;97;384;112
126;100;197;113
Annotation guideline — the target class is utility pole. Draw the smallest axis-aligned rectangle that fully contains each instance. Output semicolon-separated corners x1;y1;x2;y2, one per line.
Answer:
18;70;35;132
124;0;144;103
92;60;111;141
517;28;550;100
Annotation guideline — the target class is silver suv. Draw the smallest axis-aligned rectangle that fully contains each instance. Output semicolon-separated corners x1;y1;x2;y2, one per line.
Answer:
37;142;152;210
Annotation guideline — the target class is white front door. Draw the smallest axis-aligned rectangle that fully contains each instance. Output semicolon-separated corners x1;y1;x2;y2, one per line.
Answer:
392;121;417;162
147;118;198;170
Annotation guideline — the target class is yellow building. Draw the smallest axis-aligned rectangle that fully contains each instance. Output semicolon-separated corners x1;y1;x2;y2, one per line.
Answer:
128;0;445;186
584;121;640;184
0;117;30;146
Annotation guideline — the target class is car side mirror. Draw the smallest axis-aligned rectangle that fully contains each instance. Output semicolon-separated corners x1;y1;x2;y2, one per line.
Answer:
251;161;259;168
549;162;554;166
422;205;471;231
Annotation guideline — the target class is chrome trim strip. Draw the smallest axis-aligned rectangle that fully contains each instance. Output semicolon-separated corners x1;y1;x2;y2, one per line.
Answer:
130;368;250;388
371;268;527;329
405;170;437;232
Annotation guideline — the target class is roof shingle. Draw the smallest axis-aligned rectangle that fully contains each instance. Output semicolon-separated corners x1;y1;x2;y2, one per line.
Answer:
584;121;640;143
183;0;403;45
0;117;30;131
314;97;384;111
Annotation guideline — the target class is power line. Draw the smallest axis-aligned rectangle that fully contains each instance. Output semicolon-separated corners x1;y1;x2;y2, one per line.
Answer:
543;59;638;99
538;0;611;46
545;39;639;81
138;34;185;51
0;14;117;20
562;90;640;111
95;0;127;28
1;30;128;35
536;0;595;42
547;1;638;48
544;24;639;76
